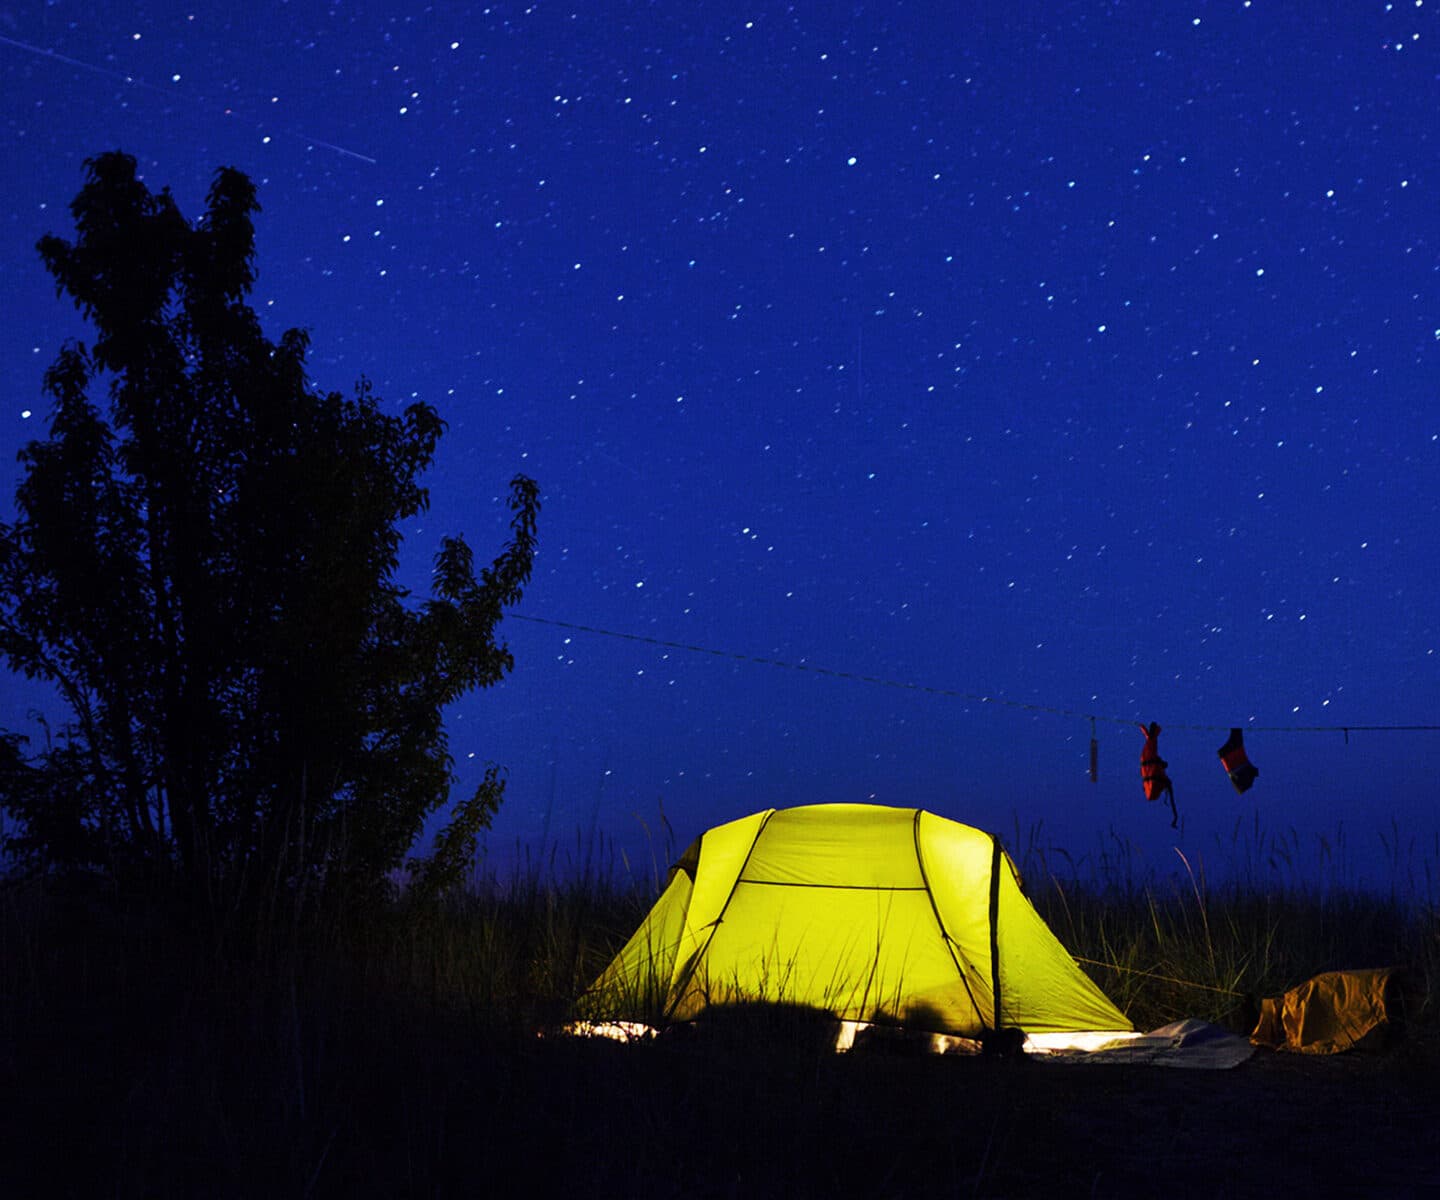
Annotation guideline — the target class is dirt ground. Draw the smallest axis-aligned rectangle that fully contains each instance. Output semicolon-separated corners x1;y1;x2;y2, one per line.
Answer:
6;1011;1439;1198
890;1042;1440;1198
518;1027;1440;1199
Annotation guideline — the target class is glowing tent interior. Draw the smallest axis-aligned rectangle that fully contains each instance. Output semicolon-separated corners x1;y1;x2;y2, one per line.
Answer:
580;803;1131;1038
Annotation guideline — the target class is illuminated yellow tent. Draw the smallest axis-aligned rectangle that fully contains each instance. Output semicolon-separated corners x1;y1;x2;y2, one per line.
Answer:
582;804;1131;1036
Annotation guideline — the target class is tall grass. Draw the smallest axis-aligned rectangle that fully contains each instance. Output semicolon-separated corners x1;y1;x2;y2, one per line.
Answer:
360;854;653;1033
0;838;660;1197
1012;821;1440;1030
3;822;1438;1197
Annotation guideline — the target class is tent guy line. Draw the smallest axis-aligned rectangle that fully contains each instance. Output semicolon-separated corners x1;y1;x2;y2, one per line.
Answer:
510;614;1440;737
1071;956;1244;998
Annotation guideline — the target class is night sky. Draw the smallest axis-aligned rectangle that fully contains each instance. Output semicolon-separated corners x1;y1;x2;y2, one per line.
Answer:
4;2;1438;891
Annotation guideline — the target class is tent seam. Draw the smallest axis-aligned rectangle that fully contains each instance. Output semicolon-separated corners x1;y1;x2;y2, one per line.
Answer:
664;809;776;1021
911;809;985;1030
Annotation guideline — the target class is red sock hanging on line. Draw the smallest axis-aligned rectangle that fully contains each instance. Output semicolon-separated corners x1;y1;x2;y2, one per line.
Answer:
1217;728;1259;794
1137;721;1178;828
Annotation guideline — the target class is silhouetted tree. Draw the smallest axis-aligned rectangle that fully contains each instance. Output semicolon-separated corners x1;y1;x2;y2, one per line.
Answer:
0;152;539;918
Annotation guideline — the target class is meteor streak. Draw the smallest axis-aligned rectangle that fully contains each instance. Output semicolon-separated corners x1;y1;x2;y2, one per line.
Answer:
0;32;376;165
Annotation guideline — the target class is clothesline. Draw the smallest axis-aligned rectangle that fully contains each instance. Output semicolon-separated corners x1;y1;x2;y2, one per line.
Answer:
509;614;1440;736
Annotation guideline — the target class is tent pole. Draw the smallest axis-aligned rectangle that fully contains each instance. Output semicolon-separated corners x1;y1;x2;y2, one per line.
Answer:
988;835;1004;1032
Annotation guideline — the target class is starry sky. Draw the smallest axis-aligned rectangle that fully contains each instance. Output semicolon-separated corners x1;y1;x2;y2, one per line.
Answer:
3;1;1439;892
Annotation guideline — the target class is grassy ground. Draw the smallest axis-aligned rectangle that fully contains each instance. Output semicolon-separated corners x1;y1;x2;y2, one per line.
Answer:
2;851;1438;1198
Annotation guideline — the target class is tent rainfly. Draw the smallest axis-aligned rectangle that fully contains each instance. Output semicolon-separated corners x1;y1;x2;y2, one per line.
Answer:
581;803;1131;1037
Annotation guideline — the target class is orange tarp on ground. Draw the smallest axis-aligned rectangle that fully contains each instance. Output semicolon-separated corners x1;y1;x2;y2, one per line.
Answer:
1250;968;1407;1054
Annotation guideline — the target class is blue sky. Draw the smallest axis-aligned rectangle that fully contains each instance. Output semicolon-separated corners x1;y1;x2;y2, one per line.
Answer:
3;2;1438;891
